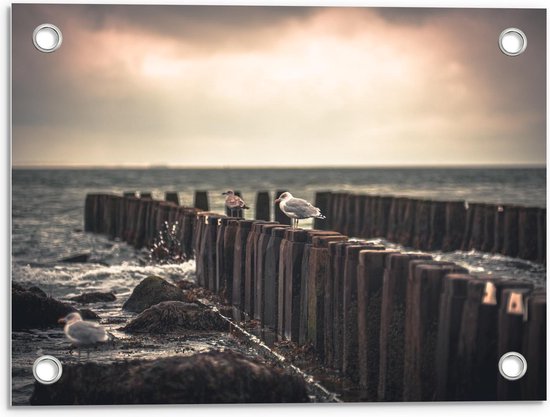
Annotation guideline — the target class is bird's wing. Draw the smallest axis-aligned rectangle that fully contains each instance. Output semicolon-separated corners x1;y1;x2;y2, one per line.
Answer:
284;198;321;217
67;321;108;345
236;196;248;208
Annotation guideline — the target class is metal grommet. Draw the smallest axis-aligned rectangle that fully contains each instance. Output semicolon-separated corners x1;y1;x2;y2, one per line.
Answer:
499;28;527;57
498;351;527;381
32;355;63;385
32;23;63;53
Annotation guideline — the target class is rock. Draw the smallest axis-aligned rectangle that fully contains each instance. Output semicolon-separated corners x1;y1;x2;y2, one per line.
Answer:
59;253;91;263
69;291;116;304
175;280;195;291
122;276;186;313
80;309;101;321
28;286;47;298
12;285;76;330
30;351;310;405
12;283;101;329
122;301;227;333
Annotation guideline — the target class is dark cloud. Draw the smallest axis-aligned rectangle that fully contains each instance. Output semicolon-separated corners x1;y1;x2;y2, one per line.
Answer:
11;4;546;166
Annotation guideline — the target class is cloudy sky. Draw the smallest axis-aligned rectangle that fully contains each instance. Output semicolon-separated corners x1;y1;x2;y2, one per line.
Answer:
12;5;546;167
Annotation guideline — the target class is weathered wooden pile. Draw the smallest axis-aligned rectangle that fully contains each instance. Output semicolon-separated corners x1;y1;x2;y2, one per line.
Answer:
84;192;199;258
85;191;546;402
313;192;546;264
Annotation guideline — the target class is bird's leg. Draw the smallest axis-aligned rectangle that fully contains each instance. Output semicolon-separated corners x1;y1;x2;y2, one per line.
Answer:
296;219;299;229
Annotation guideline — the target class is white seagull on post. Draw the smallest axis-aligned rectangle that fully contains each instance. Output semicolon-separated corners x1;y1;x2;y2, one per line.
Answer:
58;312;109;359
275;192;325;229
222;190;249;217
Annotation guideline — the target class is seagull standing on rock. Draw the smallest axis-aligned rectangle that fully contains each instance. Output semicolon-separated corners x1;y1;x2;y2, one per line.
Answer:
58;312;109;359
275;192;326;229
222;190;249;217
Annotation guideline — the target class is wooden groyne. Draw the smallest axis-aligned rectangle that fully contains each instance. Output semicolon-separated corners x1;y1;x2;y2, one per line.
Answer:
84;192;546;401
314;192;546;264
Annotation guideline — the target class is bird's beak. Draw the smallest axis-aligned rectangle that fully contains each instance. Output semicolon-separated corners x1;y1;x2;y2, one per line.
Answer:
58;318;66;324
221;192;227;195
275;198;281;203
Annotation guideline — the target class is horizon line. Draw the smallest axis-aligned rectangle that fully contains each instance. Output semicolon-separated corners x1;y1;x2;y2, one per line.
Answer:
11;163;546;170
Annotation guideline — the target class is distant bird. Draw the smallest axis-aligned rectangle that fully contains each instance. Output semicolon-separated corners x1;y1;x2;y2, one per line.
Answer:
275;192;325;229
58;312;109;359
222;190;249;217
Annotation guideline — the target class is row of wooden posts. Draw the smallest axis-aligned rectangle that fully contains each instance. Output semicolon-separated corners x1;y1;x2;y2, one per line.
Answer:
158;189;546;264
84;191;546;402
313;192;546;264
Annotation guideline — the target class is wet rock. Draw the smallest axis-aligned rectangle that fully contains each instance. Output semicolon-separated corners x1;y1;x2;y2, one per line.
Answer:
59;253;91;263
69;291;116;304
175;280;195;291
80;309;101;321
122;276;186;313
122;301;227;333
12;285;76;330
30;351;309;404
12;283;101;329
28;286;47;298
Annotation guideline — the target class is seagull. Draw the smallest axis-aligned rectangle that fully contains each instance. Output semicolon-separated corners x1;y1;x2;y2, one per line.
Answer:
58;312;109;359
275;192;326;229
222;190;249;217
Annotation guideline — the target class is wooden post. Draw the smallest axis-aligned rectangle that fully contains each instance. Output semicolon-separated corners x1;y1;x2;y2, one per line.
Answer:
232;220;254;319
134;198;152;249
84;194;97;233
357;249;398;399
244;221;268;318
262;226;289;332
502;205;519;258
456;278;533;400
254;223;283;321
481;204;496;252
299;230;343;344
536;208;546;264
165;192;179;206
386;197;400;242
497;287;532;400
343;194;357;237
397;198;416;247
427;200;446;250
402;261;467;401
306;234;347;358
323;241;341;366
282;229;308;341
518;206;539;261
194;190;209;211
342;243;383;381
221;219;239;302
434;273;473;401
467;203;486;251
255;191;270;221
330;241;350;370
521;291;546;400
442;201;467;251
216;217;231;295
378;252;431;401
412;200;431;250
353;193;367;239
313;192;331;230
